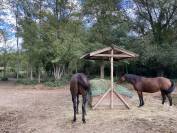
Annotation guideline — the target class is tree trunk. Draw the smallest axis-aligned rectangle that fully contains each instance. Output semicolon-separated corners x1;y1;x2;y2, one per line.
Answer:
53;64;65;80
38;68;41;83
75;62;78;73
3;61;7;78
15;0;20;80
100;62;105;79
3;40;7;78
30;65;33;80
26;63;29;79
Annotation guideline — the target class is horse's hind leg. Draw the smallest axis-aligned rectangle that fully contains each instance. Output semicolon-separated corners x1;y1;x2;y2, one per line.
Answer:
161;91;166;104
166;93;172;106
72;95;77;122
82;95;87;123
76;95;79;114
137;91;144;107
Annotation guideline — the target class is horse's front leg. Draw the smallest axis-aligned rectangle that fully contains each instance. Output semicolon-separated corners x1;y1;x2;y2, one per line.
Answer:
72;95;77;122
166;93;172;106
82;95;87;123
161;91;166;104
137;91;144;107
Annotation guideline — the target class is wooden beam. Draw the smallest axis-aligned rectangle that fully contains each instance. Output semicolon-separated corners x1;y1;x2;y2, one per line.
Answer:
114;47;138;57
94;54;132;58
80;53;89;59
114;90;130;109
90;47;112;56
92;88;111;109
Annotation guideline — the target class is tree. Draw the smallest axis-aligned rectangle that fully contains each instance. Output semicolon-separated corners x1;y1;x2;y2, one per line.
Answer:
18;0;89;80
133;0;177;45
0;30;9;79
82;0;131;77
8;0;21;79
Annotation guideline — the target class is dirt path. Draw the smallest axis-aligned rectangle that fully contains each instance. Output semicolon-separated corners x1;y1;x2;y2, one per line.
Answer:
0;81;177;133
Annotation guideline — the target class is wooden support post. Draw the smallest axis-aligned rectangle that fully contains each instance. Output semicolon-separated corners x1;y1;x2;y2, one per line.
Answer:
91;47;131;110
111;49;114;109
100;62;105;79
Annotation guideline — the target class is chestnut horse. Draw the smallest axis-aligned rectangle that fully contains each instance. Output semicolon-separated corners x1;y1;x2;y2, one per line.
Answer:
70;73;91;123
117;74;176;107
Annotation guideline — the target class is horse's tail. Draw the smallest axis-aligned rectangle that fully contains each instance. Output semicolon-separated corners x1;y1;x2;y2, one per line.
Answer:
77;74;92;108
164;80;176;94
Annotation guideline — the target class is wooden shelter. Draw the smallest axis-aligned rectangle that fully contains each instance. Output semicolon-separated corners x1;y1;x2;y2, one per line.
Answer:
81;45;138;109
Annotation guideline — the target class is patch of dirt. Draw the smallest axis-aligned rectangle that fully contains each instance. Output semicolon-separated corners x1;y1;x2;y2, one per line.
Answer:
0;110;24;133
0;81;177;133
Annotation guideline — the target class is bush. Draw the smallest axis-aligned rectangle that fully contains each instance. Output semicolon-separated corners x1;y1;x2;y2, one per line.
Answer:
44;75;70;87
1;77;8;81
16;79;38;85
16;75;70;87
44;80;65;87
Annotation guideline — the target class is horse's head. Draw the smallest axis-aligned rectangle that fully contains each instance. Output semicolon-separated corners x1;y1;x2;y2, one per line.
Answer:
117;73;126;84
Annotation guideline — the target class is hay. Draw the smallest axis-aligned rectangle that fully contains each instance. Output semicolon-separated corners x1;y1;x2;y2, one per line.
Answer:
90;79;133;98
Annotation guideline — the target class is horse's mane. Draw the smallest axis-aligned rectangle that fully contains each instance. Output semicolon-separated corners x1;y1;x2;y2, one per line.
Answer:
77;73;90;91
125;74;142;83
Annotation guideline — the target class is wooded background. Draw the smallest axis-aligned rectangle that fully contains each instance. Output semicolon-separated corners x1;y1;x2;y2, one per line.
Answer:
1;0;177;83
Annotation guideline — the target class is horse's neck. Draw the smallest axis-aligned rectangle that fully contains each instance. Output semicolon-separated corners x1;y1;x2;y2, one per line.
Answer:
127;78;136;85
126;75;139;85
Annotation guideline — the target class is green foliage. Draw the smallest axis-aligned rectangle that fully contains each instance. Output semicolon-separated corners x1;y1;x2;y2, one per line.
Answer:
16;74;69;87
16;79;38;85
1;77;8;81
2;0;177;81
83;0;129;46
44;75;70;87
44;80;67;87
133;0;177;45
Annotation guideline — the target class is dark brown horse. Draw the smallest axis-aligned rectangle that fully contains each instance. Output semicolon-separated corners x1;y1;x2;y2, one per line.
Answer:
117;74;176;107
70;73;91;123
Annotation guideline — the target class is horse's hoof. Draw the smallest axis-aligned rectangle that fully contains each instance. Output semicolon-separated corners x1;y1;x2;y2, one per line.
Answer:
82;119;86;124
72;119;76;123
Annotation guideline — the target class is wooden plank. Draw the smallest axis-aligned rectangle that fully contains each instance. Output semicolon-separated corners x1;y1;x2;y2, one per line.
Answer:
80;53;89;59
114;90;130;109
94;54;132;58
90;47;112;56
114;47;138;57
92;88;111;109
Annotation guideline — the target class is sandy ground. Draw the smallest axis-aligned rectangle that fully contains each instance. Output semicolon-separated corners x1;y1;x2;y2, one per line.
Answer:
0;81;177;133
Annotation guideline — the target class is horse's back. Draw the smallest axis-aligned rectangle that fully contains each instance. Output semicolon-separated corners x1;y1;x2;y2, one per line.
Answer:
70;73;89;96
140;77;159;92
140;77;171;92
